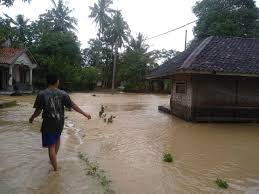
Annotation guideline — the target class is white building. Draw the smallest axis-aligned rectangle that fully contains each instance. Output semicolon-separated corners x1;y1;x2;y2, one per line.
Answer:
0;47;37;93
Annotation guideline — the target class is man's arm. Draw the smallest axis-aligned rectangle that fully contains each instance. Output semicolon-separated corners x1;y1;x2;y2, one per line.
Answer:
29;109;42;123
71;101;91;119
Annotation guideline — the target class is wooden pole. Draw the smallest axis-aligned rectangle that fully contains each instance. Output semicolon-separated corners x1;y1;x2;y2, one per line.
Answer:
185;30;188;50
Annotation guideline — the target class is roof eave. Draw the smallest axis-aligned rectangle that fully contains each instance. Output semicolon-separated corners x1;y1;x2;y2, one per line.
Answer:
146;73;173;80
26;49;38;66
177;69;259;78
10;49;26;65
0;63;11;67
146;70;259;79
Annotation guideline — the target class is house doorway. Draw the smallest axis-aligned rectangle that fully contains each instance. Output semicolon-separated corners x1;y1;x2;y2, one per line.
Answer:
0;67;8;90
19;66;29;84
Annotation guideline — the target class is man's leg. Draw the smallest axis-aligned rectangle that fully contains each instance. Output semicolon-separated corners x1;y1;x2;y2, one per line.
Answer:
48;144;58;171
55;137;60;154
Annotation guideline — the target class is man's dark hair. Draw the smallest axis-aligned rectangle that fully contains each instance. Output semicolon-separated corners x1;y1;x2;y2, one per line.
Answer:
46;73;59;86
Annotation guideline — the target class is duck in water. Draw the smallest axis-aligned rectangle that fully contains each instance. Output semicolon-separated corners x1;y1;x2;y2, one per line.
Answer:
99;105;105;117
107;116;113;124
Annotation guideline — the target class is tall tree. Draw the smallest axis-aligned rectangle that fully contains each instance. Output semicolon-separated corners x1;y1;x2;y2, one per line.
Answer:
118;33;154;89
151;49;180;64
31;31;82;89
0;17;14;42
83;39;103;67
0;0;30;7
83;38;114;87
89;0;114;38
193;0;258;39
110;10;130;89
4;14;30;44
40;0;78;32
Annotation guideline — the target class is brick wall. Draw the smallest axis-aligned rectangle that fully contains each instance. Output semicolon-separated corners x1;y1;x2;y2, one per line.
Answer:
170;74;193;121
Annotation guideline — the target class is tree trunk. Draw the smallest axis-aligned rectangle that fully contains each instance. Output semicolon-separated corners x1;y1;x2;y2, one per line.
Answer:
112;43;118;90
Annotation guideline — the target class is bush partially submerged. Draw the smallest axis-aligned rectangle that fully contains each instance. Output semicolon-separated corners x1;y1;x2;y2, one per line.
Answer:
163;153;173;163
216;178;229;189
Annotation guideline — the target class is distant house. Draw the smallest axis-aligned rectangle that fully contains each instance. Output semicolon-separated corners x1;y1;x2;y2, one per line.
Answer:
0;45;37;93
147;36;259;122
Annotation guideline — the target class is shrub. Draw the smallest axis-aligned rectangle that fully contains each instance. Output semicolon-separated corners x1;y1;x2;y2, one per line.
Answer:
74;67;98;91
163;153;173;163
215;178;229;189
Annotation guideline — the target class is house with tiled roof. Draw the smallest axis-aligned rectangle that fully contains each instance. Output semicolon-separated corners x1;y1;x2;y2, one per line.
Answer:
0;41;37;93
147;36;259;122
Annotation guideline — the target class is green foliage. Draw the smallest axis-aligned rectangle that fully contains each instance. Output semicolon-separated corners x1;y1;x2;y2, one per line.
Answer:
215;178;229;189
76;67;98;90
3;14;31;46
87;1;179;91
40;0;78;32
151;49;180;64
30;31;83;90
83;39;103;67
108;10;130;48
78;153;115;194
163;153;173;163
193;0;258;38
0;15;30;46
1;0;179;92
89;0;114;37
0;17;13;42
118;33;155;90
83;38;114;87
163;80;172;93
109;10;130;89
0;0;30;7
88;1;131;88
1;0;84;92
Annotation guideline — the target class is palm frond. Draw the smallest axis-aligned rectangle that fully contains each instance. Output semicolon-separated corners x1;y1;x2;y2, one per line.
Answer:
50;0;57;8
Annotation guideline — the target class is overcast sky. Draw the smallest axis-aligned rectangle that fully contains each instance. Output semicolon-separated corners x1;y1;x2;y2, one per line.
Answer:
1;0;259;51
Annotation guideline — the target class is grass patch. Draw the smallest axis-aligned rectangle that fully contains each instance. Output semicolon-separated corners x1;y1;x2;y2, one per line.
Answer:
163;153;173;163
78;152;115;194
215;178;229;189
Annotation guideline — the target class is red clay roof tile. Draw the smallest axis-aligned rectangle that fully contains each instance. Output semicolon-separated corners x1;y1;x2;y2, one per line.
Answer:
0;48;25;65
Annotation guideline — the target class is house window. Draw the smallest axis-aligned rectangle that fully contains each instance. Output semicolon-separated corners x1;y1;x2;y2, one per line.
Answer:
175;82;186;94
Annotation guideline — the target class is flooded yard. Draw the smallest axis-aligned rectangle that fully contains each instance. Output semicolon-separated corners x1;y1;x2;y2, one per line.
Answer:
1;93;259;194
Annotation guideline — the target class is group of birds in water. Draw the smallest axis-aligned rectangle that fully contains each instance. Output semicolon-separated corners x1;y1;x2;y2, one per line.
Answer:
99;105;116;124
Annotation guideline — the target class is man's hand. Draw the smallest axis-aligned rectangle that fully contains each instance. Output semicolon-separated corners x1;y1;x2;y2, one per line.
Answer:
71;101;91;120
29;116;34;123
29;109;41;124
84;113;91;120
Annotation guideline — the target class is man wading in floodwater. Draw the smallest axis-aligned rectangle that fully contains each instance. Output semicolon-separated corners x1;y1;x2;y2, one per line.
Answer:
29;73;91;171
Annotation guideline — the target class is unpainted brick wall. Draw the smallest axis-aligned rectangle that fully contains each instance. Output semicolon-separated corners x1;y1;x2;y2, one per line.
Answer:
171;74;193;120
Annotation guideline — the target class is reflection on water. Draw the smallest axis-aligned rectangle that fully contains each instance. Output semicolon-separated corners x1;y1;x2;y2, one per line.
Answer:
1;93;259;194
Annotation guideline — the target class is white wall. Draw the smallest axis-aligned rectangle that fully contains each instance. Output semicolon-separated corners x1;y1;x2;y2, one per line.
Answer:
15;53;32;66
13;65;20;82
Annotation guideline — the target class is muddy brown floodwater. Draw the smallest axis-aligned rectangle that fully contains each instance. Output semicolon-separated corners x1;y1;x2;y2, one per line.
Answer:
1;93;259;194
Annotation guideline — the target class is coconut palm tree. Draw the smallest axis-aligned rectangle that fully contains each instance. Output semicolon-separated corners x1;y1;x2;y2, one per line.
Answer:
41;0;78;32
109;10;130;89
4;14;30;43
1;0;30;7
128;33;149;53
89;0;114;38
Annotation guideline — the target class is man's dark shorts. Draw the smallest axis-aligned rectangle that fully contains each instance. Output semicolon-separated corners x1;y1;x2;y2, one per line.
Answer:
42;130;62;148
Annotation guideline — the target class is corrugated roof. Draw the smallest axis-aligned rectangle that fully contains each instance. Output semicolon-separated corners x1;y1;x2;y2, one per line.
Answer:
147;36;259;79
